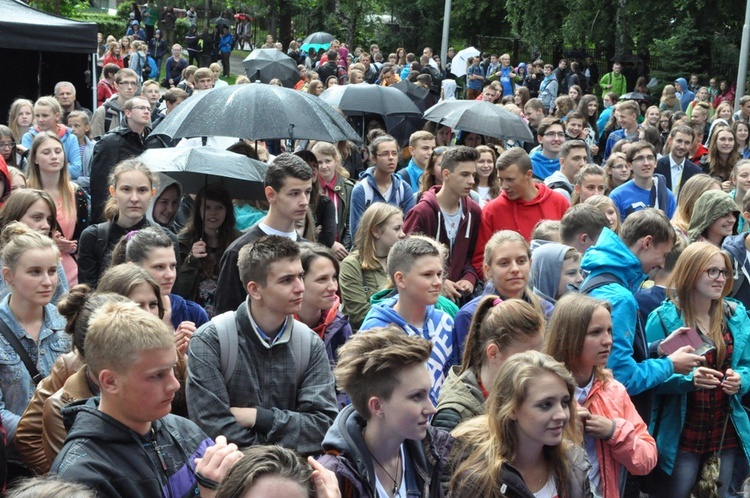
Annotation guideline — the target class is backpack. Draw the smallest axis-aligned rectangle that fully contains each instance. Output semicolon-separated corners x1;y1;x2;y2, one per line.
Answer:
141;54;152;78
361;177;404;209
213;311;312;386
546;180;573;195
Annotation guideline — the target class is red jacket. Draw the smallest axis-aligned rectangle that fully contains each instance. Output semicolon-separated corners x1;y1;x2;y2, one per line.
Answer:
0;155;11;208
472;182;569;279
403;186;481;285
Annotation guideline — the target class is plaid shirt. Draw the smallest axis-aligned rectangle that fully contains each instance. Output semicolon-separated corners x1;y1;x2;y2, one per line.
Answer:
186;299;338;454
679;327;738;453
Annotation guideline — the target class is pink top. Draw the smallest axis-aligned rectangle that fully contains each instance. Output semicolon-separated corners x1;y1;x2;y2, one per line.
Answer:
56;191;78;287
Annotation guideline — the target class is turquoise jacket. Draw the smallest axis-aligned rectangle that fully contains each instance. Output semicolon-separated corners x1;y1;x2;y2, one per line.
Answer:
580;228;674;396
644;299;750;475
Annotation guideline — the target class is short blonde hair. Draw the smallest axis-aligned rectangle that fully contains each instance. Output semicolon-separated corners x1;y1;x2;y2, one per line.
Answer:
85;300;174;376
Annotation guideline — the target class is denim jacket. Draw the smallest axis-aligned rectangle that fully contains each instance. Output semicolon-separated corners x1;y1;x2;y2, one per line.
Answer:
0;295;69;455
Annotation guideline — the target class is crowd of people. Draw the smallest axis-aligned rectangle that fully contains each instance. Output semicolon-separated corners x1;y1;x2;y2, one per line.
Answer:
2;19;750;498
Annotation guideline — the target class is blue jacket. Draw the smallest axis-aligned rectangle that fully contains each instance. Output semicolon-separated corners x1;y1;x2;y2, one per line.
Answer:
22;125;82;180
361;296;455;405
644;299;750;475
0;297;69;457
169;293;209;330
219;33;234;53
675;78;695;112
398;158;423;193
580;228;674;397
349;167;415;242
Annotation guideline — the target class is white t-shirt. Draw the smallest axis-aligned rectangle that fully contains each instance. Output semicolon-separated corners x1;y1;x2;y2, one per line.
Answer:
259;222;298;240
374;445;407;498
534;476;559;498
441;201;462;251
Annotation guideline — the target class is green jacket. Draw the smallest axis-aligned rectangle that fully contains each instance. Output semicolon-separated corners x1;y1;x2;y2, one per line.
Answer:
339;252;388;332
599;72;627;97
433;367;485;433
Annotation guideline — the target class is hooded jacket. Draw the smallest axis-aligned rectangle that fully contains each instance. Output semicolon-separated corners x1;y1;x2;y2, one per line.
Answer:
91;95;125;138
581;373;657;498
675;78;696;112
318;404;454;498
472;182;569;278
433;366;485;433
361;296;455;406
295;296;352;371
530;149;560;180
687;189;738;243
147;173;183;234
723;232;750;306
644;299;750;475
50;399;212;498
403;186;481;285
349;167;415;241
531;242;572;304
580;228;674;422
22;124;82;180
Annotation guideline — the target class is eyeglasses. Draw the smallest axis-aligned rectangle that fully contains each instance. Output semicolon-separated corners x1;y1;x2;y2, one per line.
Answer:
0;142;15;149
543;132;566;138
376;151;399;158
631;155;656;165
118;81;138;87
130;105;152;112
705;268;729;280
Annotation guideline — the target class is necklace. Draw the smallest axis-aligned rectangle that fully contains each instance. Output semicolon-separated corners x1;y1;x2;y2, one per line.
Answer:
367;446;402;497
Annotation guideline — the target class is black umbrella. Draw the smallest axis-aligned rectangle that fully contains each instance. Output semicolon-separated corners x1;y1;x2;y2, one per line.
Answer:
137;147;267;200
320;84;421;118
392;79;430;112
150;84;361;143
242;48;300;88
212;17;231;27
384;115;426;147
620;91;650;102
423;100;533;142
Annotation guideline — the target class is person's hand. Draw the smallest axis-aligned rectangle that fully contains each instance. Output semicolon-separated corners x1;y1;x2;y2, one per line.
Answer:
174;321;196;355
578;407;615;439
721;180;733;192
657;327;692;356
669;345;703;374
693;366;724;389
441;279;463;300
308;457;341;498
229;407;257;428
53;231;77;254
454;279;474;296
590;143;599;156
721;368;741;395
331;241;348;261
194;435;244;498
15;144;28;156
191;240;207;259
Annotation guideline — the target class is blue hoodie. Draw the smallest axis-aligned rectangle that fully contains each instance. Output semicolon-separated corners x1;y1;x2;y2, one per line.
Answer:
398;158;423;193
580;228;673;399
675;78;695;112
360;296;455;405
349;167;415;241
530;149;560;180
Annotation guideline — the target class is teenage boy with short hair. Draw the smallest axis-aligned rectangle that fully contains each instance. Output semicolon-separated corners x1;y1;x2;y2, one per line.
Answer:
215;154;313;313
531;117;565;180
559;203;610;255
360;237;456;405
523;98;546;152
349;135;415;239
544;139;587;200
188;236;338;453
604;100;641;160
398;131;436;192
194;67;215;90
318;326;453;497
609;141;676;221
655;124;702;194
91;68;139;137
404;146;481;300
473;148;569;276
580;208;703;423
50;301;242;498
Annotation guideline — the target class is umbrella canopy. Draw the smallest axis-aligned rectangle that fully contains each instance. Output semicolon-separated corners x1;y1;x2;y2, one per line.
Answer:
451;46;480;78
150;83;361;143
423;100;533;142
620;91;650;102
320;84;422;118
242;48;300;88
137;147;268;200
392;79;430;112
300;31;334;53
211;17;231;27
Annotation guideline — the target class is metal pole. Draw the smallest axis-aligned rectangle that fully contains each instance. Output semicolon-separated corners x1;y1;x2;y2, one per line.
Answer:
440;0;451;71
736;0;750;112
91;53;98;112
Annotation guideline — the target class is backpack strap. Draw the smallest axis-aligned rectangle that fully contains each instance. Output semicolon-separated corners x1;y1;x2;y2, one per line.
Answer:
0;320;42;385
94;222;111;264
361;180;374;207
214;311;239;385
546;180;573;195
290;323;312;385
579;273;620;295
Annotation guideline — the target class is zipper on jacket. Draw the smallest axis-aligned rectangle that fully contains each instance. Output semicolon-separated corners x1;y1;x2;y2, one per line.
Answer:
150;427;174;498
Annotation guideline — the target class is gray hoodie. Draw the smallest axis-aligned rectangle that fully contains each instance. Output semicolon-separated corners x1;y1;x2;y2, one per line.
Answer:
146;173;183;234
531;242;574;303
